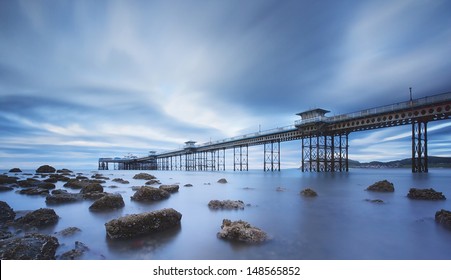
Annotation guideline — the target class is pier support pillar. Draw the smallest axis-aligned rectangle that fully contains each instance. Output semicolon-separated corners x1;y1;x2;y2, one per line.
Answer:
217;148;226;171
233;145;248;171
264;140;280;171
302;133;348;172
412;120;428;173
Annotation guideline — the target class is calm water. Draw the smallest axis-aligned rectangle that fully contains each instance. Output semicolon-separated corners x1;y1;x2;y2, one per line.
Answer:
1;168;451;260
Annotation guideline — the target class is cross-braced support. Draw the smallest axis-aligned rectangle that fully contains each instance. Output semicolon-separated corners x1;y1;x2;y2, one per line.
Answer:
264;141;280;171
301;133;348;172
217;148;226;171
412;120;428;173
233;145;248;171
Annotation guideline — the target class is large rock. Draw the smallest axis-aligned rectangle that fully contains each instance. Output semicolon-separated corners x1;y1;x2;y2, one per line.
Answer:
19;188;50;195
8;168;22;173
300;188;318;197
133;173;156;180
89;194;125;211
366;180;395;192
80;183;104;194
208;200;245;210
435;209;451;229
0;233;59;260
131;186;170;202
0;185;14;192
407;188;446;200
217;219;267;243
105;208;182;239
64;179;102;190
0;175;18;184
15;208;59;228
36;165;56;173
159;184;179;193
112;178;130;184
0;201;16;223
46;191;81;205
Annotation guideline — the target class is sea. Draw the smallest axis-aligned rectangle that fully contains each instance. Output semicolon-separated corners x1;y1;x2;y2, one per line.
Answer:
1;168;451;260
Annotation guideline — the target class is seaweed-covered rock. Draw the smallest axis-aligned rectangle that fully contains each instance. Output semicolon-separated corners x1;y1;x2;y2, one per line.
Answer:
366;180;395;192
133;173;156;180
0;175;18;184
89;194;125;211
112;178;130;184
435;209;451;229
46;192;81;204
0;233;59;260
19;188;50;195
15;208;59;228
105;208;182;239
59;241;89;260
300;188;318;197
217;178;228;184
131;186;170;202
407;188;446;200
208;200;245;210
64;179;102;190
79;183;104;194
36;165;56;173
159;184;179;193
8;168;22;173
0;201;16;223
0;185;14;192
217;219;267;243
145;179;161;185
56;227;81;236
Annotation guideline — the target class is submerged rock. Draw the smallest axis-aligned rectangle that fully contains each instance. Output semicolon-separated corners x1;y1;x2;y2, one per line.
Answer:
56;227;81;236
59;241;89;260
131;186;170;202
46;191;81;205
183;183;193;187
217;178;228;184
19;188;50;196
79;183;104;194
217;219;267;243
159;184;179;193
89;193;125;211
407;188;446;200
0;175;18;184
112;178;130;184
365;199;384;203
35;165;56;173
366;180;395;192
0;233;59;260
300;188;318;197
15;208;59;228
0;201;16;223
0;185;14;192
208;200;245;210
64;179;103;190
145;179;161;185
133;173;156;180
435;209;451;229
105;208;182;239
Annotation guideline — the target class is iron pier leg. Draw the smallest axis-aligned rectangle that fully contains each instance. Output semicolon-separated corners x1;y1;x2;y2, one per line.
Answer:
412;120;428;173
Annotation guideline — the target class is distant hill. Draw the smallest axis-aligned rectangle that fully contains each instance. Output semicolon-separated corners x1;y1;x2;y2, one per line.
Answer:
349;156;451;168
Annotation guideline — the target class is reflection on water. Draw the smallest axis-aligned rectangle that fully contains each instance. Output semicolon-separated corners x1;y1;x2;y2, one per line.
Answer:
1;168;451;260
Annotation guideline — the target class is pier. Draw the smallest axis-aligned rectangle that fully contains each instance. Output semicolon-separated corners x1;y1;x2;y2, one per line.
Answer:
99;91;451;173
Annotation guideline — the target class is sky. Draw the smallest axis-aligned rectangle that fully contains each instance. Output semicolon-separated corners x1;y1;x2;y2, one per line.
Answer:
1;0;451;170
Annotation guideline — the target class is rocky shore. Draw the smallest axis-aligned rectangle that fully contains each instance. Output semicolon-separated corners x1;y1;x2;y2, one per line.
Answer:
1;165;450;259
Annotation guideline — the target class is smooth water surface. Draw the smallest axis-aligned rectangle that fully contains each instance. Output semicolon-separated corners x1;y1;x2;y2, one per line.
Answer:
1;168;451;260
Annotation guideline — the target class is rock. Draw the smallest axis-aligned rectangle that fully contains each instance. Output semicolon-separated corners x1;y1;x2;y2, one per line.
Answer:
435;209;451;229
159;184;179;193
0;175;18;184
0;185;14;192
0;201;16;223
91;173;110;180
8;168;22;173
19;188;50;195
0;233;59;260
184;184;193;187
56;227;81;236
365;199;384;203
276;187;286;192
89;194;125;211
217;219;267;243
64;179;102;190
112;178;130;184
35;165;56;173
145;179;161;185
208;200;245;210
79;183;104;194
300;188;318;197
131;186;170;202
57;168;73;174
217;178;228;184
44;177;58;183
366;180;395;192
15;208;59;228
81;192;107;200
105;208;182;239
59;241;89;260
407;188;446;200
46;192;81;204
133;173;156;180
